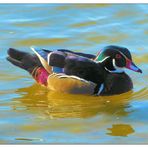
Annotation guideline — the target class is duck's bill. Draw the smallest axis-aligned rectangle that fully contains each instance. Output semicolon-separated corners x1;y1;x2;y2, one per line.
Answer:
126;59;142;73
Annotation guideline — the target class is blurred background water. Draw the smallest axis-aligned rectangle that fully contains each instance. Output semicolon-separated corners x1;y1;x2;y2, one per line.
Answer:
0;3;148;144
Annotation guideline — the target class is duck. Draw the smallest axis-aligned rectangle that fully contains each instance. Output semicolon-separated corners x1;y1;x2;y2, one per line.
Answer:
6;45;142;96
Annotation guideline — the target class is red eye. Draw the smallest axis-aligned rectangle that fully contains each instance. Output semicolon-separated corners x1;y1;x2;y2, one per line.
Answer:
116;54;121;59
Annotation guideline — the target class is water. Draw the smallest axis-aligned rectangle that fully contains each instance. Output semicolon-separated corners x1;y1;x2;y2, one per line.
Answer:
0;4;148;144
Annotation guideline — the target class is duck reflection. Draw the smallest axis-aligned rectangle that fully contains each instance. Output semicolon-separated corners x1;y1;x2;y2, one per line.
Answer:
12;84;134;119
107;124;135;137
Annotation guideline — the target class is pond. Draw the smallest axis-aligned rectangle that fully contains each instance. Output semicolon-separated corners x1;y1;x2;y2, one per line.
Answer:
0;4;148;144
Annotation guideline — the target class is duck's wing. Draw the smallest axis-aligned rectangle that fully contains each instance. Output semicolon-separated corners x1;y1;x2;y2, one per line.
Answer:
47;73;97;94
64;55;106;84
31;47;66;73
57;49;96;59
31;47;97;73
38;48;96;59
31;47;105;83
35;48;96;59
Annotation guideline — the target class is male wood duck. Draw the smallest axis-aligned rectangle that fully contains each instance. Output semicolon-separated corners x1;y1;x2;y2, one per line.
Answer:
7;45;142;96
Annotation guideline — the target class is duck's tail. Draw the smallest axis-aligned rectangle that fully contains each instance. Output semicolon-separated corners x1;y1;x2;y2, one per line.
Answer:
7;48;50;86
7;48;42;73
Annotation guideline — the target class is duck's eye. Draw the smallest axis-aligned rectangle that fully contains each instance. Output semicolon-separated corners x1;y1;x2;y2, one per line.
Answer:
116;54;121;59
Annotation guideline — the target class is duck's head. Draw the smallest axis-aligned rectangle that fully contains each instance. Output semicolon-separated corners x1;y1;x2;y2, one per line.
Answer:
94;45;142;74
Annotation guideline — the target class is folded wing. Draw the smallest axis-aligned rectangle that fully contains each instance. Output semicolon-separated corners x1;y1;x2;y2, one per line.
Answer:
47;73;96;94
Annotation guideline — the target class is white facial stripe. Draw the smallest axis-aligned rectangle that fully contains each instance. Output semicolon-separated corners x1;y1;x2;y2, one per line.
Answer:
108;59;124;73
104;59;124;73
96;48;129;61
113;59;124;71
95;48;130;63
95;56;110;63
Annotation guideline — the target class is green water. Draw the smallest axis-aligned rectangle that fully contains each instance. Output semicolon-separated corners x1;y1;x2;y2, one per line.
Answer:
0;4;148;144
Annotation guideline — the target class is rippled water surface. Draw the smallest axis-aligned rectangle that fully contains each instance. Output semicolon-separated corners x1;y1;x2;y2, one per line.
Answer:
0;4;148;144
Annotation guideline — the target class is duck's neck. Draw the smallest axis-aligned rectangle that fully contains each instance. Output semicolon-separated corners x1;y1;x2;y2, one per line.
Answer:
101;58;124;74
104;67;124;74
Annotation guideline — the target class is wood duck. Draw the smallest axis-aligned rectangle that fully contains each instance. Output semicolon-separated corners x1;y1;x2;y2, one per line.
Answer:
7;45;142;96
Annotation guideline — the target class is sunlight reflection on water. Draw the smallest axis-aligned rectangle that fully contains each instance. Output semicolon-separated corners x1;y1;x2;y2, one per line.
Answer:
0;4;148;144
